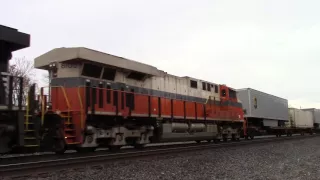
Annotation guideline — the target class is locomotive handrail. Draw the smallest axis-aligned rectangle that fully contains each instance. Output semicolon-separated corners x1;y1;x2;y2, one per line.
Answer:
205;96;211;104
59;86;71;123
43;86;71;110
77;86;84;129
41;96;45;125
40;87;45;125
59;86;71;109
25;95;29;130
40;86;72;123
205;96;216;105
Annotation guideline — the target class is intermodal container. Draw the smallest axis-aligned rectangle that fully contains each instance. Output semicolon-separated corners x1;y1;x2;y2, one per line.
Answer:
302;108;320;125
236;88;289;121
287;108;314;128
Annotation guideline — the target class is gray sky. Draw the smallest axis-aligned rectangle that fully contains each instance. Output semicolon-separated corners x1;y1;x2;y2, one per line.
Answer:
1;0;320;108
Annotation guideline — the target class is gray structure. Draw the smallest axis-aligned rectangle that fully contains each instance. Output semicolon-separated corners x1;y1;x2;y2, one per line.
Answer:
237;88;289;127
0;24;34;154
302;108;320;127
0;25;30;106
0;25;30;72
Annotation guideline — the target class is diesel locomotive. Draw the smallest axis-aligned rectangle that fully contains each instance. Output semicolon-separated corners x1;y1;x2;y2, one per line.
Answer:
32;47;246;154
0;39;246;154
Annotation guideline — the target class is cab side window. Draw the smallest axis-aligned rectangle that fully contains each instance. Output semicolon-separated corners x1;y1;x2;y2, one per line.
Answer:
202;82;206;90
221;89;226;97
228;89;236;98
190;80;197;89
82;63;102;78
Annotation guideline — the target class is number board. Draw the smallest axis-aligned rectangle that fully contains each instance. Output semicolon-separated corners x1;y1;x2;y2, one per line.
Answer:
60;63;79;69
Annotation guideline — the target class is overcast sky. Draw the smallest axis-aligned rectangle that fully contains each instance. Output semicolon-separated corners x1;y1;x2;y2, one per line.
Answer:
1;0;320;108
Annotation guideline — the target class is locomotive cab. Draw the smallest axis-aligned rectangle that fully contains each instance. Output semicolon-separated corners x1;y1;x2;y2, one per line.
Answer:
34;47;161;152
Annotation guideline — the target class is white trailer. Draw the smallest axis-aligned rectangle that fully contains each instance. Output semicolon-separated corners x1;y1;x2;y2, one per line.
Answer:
287;108;314;128
302;108;320;128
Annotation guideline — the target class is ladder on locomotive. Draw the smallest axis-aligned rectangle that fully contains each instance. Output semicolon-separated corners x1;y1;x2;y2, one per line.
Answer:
24;94;39;149
60;112;80;145
48;86;81;146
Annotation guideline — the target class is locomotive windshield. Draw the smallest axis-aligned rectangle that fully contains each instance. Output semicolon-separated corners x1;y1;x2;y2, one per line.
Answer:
81;63;102;78
229;89;237;99
102;67;116;81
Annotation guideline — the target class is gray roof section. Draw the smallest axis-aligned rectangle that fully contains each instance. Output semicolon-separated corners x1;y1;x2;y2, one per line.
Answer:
34;47;163;76
236;87;287;101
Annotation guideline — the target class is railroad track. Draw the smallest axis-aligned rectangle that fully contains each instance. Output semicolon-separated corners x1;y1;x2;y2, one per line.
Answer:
0;134;318;178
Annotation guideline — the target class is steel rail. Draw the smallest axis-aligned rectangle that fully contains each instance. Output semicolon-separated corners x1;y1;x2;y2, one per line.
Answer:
0;135;275;163
0;134;318;178
0;134;300;164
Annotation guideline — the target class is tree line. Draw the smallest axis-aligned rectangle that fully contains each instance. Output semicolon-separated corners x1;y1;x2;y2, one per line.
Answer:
8;57;47;106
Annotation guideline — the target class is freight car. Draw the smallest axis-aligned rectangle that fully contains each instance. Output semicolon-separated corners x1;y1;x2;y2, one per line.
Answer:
237;88;289;138
269;108;315;137
32;47;245;153
285;108;313;135
302;108;320;131
237;88;316;138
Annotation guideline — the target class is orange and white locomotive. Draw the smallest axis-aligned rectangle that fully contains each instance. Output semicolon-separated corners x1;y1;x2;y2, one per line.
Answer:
34;47;245;153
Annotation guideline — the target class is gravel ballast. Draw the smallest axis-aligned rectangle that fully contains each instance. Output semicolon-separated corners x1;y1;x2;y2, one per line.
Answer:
3;136;320;180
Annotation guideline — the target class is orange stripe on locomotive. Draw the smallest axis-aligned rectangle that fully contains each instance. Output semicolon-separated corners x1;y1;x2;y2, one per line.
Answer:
50;86;244;126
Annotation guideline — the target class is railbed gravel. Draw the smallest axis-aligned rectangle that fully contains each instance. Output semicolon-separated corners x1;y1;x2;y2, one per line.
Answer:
3;136;320;180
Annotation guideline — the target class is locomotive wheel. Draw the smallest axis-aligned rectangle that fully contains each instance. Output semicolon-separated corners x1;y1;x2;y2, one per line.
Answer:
53;138;66;155
231;135;236;141
222;135;228;142
53;127;66;154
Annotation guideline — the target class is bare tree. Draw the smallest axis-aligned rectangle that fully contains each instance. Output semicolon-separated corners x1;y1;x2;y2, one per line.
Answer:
8;57;35;105
42;73;49;84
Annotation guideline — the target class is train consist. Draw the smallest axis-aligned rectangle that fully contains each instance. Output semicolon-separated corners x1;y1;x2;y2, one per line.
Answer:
0;24;318;155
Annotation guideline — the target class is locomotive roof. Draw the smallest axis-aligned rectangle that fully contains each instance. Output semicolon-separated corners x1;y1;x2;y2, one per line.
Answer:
34;47;162;76
34;47;225;86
